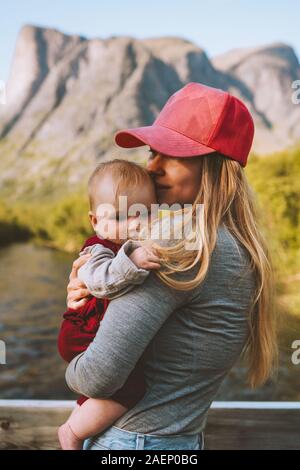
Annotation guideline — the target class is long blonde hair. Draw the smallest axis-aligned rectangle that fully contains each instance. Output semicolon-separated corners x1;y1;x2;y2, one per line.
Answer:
145;153;278;389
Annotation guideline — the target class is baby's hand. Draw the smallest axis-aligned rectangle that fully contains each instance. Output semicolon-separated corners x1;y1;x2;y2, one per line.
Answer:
129;246;161;270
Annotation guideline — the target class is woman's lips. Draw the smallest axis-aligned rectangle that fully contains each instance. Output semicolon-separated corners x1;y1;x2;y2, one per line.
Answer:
156;184;171;191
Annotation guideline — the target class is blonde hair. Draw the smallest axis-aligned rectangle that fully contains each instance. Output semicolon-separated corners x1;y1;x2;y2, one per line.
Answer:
88;159;155;212
148;153;278;389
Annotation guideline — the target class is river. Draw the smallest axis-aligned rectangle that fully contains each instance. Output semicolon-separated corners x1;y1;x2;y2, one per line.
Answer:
0;242;299;401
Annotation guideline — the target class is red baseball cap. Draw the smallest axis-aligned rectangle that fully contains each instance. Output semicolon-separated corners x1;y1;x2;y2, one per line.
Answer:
115;82;255;167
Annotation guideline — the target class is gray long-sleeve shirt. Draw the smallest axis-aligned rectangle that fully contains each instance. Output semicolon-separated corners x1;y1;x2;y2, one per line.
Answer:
66;224;256;435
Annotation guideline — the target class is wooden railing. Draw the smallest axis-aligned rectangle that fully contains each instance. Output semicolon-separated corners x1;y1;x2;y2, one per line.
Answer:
0;400;299;450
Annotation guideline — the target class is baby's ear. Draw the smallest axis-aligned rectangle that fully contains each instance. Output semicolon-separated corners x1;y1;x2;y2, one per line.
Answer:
88;211;97;229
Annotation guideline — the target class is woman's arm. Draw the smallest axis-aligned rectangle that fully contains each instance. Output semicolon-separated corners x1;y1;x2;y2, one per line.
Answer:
65;270;192;398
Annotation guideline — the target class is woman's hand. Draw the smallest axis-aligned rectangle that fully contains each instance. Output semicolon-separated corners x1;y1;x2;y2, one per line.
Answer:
67;254;92;310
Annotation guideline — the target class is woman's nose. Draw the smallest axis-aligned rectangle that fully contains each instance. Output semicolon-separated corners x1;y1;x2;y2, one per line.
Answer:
146;154;165;175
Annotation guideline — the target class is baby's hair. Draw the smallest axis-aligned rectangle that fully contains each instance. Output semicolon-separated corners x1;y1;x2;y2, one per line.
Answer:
88;159;154;212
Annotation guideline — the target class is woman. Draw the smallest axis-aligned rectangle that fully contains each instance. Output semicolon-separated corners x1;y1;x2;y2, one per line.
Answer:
65;82;278;450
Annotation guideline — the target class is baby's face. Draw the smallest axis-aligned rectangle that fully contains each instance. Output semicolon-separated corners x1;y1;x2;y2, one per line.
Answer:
90;175;157;244
95;210;150;244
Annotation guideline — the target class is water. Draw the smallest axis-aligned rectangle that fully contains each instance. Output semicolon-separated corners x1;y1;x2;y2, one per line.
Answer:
0;242;76;400
0;242;299;401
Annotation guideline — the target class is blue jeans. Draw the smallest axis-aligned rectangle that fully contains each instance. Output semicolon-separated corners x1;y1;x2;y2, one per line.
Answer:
83;425;205;450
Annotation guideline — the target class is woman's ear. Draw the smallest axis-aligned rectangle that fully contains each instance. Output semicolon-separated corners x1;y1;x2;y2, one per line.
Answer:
88;211;97;230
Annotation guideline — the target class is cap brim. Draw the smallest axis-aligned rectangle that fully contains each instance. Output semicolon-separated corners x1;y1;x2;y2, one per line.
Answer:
114;124;216;157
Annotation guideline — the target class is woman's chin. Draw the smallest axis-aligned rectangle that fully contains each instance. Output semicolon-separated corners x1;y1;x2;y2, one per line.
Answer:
156;189;174;206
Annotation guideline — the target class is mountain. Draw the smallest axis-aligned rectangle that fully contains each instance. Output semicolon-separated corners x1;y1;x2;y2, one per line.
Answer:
212;43;300;154
1;25;300;199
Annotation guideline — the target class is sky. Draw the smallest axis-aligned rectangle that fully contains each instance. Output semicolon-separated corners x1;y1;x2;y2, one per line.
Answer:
1;0;299;81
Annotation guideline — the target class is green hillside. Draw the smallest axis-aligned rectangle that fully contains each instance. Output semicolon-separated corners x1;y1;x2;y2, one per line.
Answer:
245;147;300;317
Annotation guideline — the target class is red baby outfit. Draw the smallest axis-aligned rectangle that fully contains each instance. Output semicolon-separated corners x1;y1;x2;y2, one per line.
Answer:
57;235;146;407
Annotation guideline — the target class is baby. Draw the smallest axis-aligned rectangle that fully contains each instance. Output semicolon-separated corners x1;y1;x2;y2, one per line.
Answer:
57;159;161;450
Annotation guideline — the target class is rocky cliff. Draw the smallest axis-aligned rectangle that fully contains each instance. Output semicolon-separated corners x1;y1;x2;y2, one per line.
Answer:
1;25;299;199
